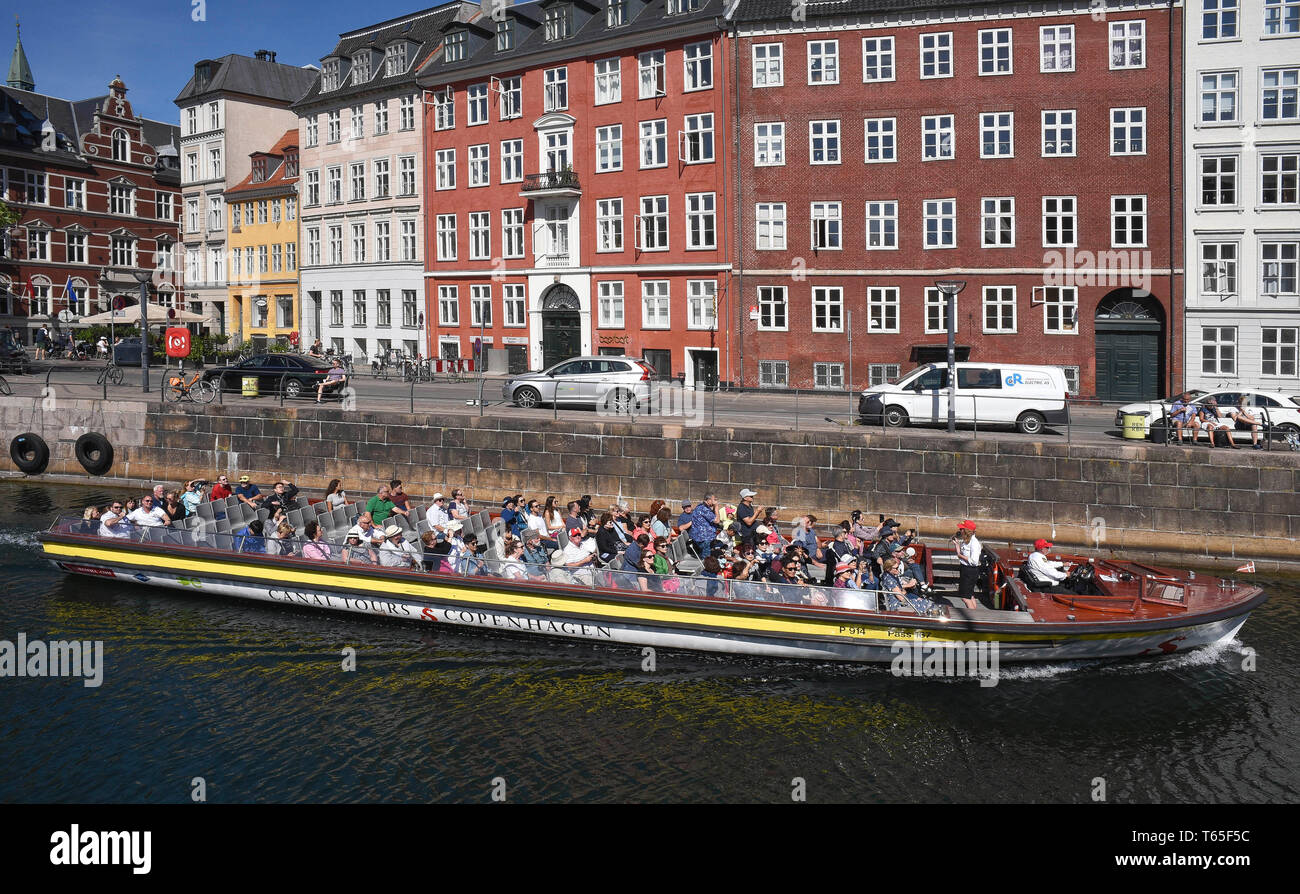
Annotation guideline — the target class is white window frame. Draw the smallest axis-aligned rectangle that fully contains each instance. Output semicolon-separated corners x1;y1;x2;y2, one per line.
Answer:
865;201;898;250
641;280;670;329
981;197;1015;247
1036;286;1079;335
1110;107;1147;156
1109;20;1146;69
594;59;621;105
469;144;490;188
757;286;788;332
596;125;623;172
920;32;953;79
924;287;956;334
809;119;841;165
684;41;713;91
861;36;895;83
864;117;896;163
1042;196;1078;247
598;281;625;328
1040;24;1075;72
756;202;786;250
752;43;783;87
807;40;840;85
982;285;1017;333
922;114;955;160
1111;195;1147;248
755;121;785;166
923;198;957;249
978;28;1013;76
1041;109;1077;157
980;111;1014;158
811;201;842;251
597;198;624;252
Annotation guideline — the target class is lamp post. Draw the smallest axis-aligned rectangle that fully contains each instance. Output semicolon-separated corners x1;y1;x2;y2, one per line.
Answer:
131;269;153;393
934;279;966;433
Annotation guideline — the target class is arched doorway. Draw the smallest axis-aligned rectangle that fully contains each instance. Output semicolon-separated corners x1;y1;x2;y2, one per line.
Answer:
1094;289;1164;402
540;284;581;369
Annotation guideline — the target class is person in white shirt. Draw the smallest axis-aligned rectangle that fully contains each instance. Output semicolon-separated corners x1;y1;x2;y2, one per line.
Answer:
127;495;170;527
951;520;982;609
1024;538;1077;593
379;525;418;568
499;540;528;580
561;529;597;585
425;494;451;532
99;501;132;538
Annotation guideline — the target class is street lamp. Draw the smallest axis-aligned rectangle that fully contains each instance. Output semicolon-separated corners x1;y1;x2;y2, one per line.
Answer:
131;269;153;393
934;279;966;433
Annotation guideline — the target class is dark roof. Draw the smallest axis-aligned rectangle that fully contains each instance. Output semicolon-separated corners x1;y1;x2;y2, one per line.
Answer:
292;2;473;109
730;0;1014;23
419;0;725;86
173;53;320;106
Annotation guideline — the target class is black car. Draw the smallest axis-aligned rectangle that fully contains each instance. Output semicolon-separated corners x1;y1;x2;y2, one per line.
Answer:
202;353;335;398
112;337;143;366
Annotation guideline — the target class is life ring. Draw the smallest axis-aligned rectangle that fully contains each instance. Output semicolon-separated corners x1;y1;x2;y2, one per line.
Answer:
74;432;114;476
9;432;50;475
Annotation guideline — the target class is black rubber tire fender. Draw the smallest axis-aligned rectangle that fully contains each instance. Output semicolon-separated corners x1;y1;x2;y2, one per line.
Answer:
74;432;114;476
10;432;50;475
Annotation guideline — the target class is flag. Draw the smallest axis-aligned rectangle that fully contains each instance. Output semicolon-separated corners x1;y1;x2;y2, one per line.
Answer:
64;276;77;312
1236;561;1255;574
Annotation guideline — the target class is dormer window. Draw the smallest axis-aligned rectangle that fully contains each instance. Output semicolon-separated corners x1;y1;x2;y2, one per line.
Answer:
607;0;627;27
284;151;298;177
194;61;211;89
496;20;514;51
252;158;267;182
352;53;372;84
111;129;129;162
667;0;700;13
322;60;341;91
385;43;408;76
545;5;573;41
445;30;467;63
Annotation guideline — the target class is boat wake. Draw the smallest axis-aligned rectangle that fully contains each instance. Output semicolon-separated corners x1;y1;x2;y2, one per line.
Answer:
0;531;42;551
996;637;1249;681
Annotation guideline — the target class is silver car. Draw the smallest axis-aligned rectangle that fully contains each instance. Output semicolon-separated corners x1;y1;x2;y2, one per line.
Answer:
503;355;654;411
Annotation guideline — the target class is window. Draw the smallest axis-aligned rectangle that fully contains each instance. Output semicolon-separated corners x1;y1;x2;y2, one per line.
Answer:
156;241;174;272
1262;242;1299;293
1038;110;1076;160
922;115;955;160
1042;196;1077;247
590;125;622;173
754;122;785;166
256;200;268;224
352;290;367;327
503;209;525;258
979;29;1012;75
983;286;1016;332
445;30;467;63
684;42;712;91
327;111;341;142
471;285;492;327
814;363;845;390
328;226;343;264
1040;25;1075;71
869;363;901;386
307;228;320;266
186;152;199;182
811;202;842;250
1037;286;1078;333
756;203;786;250
924;199;956;248
637;196;669;250
109;183;134;215
809;119;841;164
682;114;714;163
349;162;366;201
864;118;896;163
1201;242;1238;294
186;249;202;283
688;280;717;329
866;201;898;249
686;193;716;249
920;32;953;78
305;170;320;206
437;214;457;261
982;197;1015;247
327;166;342;203
470;211;491;259
544;4;572;41
597;199;623;252
399;156;416;196
207;196;223;231
186;199;199;233
758;286;787;331
23;172;45;204
399;96;415;131
638;50;665;98
607;0;627;27
376;290;391;328
759;360;789;388
385;43;408;77
286;244;296;271
1110;21;1145;68
306;117;318;147
1202;1;1239;40
400;220;416;261
66;231;87;264
498;76;521;119
1262;328;1298;376
1201;327;1236;374
111;236;136;267
1262;68;1299;122
272;200;282;223
1264;0;1300;35
111;129;129;162
597;281;624;327
862;36;894;82
1111;107;1146;155
1200;71;1239;123
1111;195;1146;247
329;291;343;327
1262;154;1299;205
368;158;388;199
545;68;568;111
808;40;839;84
642;281;670;329
268;244;280;273
350;105;364;140
980;112;1013;157
373;220;391;262
466;84;489;127
501;140;523;182
439;287;459;325
925;287;955;333
468;145;490;188
1201;155;1238;206
186;108;197;135
860;287;897;333
811;287;843;332
640;119;667;168
26;228;49;260
504;285;526;327
64;178;85;209
434;90;455;130
259;244;270;272
594;59;621;106
752;43;783;87
497;19;514;52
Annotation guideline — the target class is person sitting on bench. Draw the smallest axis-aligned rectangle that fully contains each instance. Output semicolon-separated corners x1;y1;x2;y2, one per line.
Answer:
316;361;347;403
1023;538;1079;593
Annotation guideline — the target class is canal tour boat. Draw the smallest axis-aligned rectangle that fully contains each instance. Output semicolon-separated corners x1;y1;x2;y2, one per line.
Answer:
37;510;1265;664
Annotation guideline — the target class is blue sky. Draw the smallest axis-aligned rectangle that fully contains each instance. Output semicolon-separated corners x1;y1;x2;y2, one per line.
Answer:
8;0;449;122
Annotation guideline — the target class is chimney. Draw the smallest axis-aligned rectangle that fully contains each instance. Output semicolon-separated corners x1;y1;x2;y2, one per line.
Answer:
254;49;276;62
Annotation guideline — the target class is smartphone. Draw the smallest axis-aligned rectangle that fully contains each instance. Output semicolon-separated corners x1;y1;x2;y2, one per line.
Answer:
879;514;885;522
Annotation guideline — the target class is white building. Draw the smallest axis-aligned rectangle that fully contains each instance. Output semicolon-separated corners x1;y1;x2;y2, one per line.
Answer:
1186;0;1300;392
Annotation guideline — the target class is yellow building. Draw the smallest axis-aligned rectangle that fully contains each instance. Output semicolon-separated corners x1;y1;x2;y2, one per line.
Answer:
226;129;299;348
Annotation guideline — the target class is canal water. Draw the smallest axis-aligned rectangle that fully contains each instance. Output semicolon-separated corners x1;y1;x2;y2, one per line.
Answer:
1;481;1296;803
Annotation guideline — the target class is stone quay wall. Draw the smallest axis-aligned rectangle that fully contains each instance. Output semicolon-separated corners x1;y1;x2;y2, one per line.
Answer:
4;395;1300;564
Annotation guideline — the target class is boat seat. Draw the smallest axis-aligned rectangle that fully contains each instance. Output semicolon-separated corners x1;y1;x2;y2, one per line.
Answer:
671;536;703;574
256;508;270;523
417;519;431;535
196;502;215;521
314;502;332;517
476;509;490;530
944;603;1037;623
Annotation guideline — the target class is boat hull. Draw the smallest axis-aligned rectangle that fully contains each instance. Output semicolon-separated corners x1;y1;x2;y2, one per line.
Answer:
42;537;1259;665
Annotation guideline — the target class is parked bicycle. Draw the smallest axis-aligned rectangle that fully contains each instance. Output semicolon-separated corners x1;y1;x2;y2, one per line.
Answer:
166;370;217;404
96;362;125;387
0;373;10;396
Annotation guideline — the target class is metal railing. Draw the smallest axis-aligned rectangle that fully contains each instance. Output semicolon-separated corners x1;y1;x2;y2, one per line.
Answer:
521;170;581;192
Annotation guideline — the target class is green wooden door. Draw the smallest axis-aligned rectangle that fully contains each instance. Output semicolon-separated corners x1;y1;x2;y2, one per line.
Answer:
1095;331;1160;402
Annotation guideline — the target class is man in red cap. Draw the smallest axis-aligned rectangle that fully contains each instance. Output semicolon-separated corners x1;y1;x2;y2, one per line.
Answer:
1023;538;1075;593
951;520;982;609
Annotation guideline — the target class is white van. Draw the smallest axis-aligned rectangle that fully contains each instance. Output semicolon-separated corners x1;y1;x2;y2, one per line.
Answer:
858;363;1069;435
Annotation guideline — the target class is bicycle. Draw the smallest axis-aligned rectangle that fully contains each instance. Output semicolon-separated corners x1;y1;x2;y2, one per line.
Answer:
166;370;217;404
0;374;9;396
371;355;391;380
96;362;125;387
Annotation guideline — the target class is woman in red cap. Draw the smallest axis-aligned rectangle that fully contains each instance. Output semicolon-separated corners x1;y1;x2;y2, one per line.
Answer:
951;520;982;609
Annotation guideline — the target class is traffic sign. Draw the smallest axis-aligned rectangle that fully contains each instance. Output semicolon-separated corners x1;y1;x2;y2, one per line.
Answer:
164;327;191;358
113;296;126;311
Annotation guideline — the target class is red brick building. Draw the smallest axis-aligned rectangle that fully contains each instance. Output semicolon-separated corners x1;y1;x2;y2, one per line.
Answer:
732;0;1183;401
417;0;732;385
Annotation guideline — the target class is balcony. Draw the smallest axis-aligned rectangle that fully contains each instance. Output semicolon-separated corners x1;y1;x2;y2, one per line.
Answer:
538;253;574;268
519;170;581;198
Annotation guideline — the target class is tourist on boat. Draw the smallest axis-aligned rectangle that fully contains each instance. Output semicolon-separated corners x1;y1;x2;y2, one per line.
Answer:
235;519;266;554
77;506;101;534
263;479;300;517
424;493;451;532
460;534;486;575
893;543;931;592
500;539;528;580
271;521;297;556
562;528;598;584
365;484;396;525
595;513;623;565
151;484;167;505
850;556;879;594
522;530;551;572
419;531;446;573
498;495;521;534
1227;396;1264;449
128;495;170;528
651;537;672;575
448;489;471;523
324;479;347;510
355;511;380;540
98;501;131;538
181;480;207;516
301;521;332;561
650;507;674;539
688;494;721;558
388;480;413;521
210;475;232;502
952;520;982;609
379;524;418;568
1023;539;1077;593
342;526;374;565
541;496;565;539
622;533;647;572
234;475;264;508
882;557;942;615
849;509;885;546
161;490;186;522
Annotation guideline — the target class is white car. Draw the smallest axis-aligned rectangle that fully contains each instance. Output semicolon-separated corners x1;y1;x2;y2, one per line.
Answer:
502;355;654;411
1117;389;1300;441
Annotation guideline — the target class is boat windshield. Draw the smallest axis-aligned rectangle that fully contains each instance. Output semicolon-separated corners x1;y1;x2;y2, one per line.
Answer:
45;515;944;618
